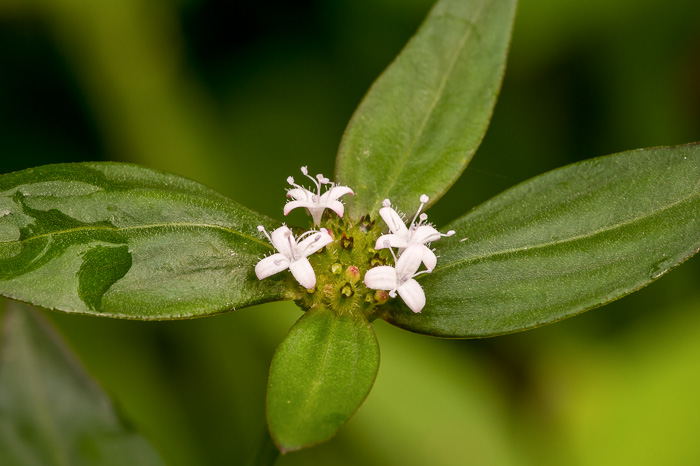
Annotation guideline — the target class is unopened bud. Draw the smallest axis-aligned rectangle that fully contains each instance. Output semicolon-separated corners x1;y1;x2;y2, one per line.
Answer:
345;265;360;284
331;263;342;275
374;290;389;304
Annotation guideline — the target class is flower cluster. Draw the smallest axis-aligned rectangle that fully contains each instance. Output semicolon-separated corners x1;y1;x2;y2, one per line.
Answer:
363;195;454;313
254;168;454;315
255;167;353;288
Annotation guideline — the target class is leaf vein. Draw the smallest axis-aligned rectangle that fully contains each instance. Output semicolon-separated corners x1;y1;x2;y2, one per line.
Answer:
1;222;270;249
429;190;699;275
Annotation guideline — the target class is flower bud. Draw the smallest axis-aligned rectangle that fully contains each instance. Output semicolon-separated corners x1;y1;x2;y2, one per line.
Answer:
374;290;389;305
345;265;360;284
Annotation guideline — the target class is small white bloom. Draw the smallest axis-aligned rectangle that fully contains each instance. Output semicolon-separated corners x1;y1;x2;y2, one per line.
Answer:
363;245;430;313
375;195;454;271
284;166;354;225
255;225;333;289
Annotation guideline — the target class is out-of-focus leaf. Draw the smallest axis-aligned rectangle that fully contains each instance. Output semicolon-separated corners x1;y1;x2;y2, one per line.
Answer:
384;144;700;337
0;301;165;466
267;308;379;453
335;0;517;218
0;163;285;320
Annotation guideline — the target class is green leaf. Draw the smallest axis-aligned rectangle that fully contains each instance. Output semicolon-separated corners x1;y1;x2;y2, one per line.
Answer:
335;0;517;218
0;301;166;466
267;308;380;453
384;143;700;337
0;163;286;319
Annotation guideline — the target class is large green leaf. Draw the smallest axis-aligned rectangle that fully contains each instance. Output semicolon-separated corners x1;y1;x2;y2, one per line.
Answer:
335;0;517;218
384;143;700;337
0;301;165;466
0;163;285;319
267;308;380;453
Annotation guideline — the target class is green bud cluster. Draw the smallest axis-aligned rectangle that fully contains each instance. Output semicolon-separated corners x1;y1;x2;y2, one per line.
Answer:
287;214;391;319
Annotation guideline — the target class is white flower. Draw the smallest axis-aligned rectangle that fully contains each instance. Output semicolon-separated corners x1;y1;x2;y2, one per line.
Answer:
375;195;454;271
284;166;354;225
255;225;333;289
363;245;430;313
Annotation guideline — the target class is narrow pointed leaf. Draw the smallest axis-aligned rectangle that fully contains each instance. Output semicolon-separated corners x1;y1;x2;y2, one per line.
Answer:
0;163;284;319
267;308;380;453
0;301;165;465
335;0;517;217
384;144;700;337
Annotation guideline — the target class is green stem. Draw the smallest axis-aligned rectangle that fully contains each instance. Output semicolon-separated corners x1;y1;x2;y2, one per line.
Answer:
247;425;280;466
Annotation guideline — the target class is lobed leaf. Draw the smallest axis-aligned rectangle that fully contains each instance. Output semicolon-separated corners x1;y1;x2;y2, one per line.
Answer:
0;163;285;319
335;0;517;218
0;301;166;465
384;144;700;337
266;308;380;453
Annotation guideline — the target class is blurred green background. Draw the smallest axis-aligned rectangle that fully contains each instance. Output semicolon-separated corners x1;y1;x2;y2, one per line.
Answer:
1;0;700;464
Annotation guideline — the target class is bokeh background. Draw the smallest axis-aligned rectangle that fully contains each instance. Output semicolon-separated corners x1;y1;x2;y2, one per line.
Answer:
2;0;700;464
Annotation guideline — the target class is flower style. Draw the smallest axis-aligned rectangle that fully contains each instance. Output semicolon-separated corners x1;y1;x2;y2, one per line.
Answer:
255;225;333;289
375;194;455;271
284;166;354;225
363;244;430;313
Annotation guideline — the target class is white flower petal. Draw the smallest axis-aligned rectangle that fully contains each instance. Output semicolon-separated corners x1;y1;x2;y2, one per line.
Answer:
411;225;441;244
375;233;409;250
398;278;426;313
255;253;290;280
321;186;354;202
379;206;409;236
324;200;345;218
363;266;398;291
270;226;294;258
289;258;316;289
420;246;437;272
395;245;424;278
286;188;312;201
297;229;333;256
283;200;312;216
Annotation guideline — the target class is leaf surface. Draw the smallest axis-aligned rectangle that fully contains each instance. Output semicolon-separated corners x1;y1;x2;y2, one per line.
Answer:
384;144;700;337
267;308;380;452
0;163;284;319
335;0;517;217
0;301;165;466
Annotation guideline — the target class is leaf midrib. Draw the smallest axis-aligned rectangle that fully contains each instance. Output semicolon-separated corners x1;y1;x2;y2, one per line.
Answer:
301;314;337;425
0;222;271;249
371;0;487;213
428;190;699;276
